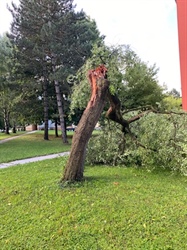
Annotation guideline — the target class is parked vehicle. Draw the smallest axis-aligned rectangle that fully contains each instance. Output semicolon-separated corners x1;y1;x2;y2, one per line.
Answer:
38;120;53;130
66;125;76;131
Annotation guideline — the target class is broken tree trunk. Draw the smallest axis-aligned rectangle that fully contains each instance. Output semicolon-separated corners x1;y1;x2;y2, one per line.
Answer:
106;93;131;135
62;65;109;182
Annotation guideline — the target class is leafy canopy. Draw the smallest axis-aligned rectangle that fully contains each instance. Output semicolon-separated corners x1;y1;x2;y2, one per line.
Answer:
69;44;164;116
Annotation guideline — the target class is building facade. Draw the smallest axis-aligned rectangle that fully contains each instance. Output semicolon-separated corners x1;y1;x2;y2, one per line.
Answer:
176;0;187;110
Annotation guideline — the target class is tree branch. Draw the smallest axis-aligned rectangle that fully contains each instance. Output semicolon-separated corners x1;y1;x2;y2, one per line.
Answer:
106;92;131;134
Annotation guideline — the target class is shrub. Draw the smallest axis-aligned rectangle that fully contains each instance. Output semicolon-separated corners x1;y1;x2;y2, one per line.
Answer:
87;113;187;175
87;121;140;167
136;113;187;175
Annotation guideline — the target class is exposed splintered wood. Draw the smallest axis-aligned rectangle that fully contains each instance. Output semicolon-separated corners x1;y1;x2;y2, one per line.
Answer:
62;65;109;182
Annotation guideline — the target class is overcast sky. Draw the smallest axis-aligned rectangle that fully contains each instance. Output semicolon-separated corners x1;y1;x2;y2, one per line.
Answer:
0;0;181;92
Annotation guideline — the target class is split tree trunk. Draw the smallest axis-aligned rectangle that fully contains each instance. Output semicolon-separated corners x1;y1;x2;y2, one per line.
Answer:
62;65;109;182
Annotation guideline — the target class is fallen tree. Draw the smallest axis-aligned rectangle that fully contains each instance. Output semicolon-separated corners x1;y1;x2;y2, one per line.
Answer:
61;65;187;182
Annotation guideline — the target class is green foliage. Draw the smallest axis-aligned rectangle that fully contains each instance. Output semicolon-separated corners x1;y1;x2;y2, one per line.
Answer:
1;161;187;249
162;95;182;111
69;44;124;115
0;34;23;131
136;113;187;174
87;112;187;175
8;0;103;127
87;122;131;166
122;46;164;108
69;45;163;120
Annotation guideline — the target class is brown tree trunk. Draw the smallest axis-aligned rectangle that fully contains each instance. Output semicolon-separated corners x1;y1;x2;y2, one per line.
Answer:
62;65;109;182
42;62;49;140
3;108;10;135
52;55;68;144
106;93;131;135
54;118;59;137
12;122;16;133
54;79;68;143
43;76;49;140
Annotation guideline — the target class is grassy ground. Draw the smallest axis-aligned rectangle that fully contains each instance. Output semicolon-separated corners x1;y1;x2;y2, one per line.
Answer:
1;159;187;249
0;131;26;140
0;131;72;163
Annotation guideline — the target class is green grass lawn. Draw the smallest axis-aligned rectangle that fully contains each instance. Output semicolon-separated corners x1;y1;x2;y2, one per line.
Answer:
0;131;72;163
1;159;187;249
0;131;27;140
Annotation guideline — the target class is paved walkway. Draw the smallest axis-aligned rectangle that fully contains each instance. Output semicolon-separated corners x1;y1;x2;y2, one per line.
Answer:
0;152;70;169
0;131;70;169
0;131;37;144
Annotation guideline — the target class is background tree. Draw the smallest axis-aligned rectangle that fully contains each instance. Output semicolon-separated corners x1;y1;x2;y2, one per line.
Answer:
9;0;103;142
162;95;182;111
0;34;21;134
168;88;181;98
160;88;182;111
122;46;163;108
14;76;43;126
0;115;3;129
9;0;50;139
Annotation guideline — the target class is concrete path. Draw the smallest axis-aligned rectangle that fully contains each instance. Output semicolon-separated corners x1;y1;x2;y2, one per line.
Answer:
0;131;37;144
0;152;70;169
0;131;70;169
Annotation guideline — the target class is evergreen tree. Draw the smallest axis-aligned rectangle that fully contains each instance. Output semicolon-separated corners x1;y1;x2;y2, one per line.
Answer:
0;35;21;134
8;0;103;142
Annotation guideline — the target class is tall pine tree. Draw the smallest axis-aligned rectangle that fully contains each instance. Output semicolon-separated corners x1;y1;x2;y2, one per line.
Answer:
9;0;103;142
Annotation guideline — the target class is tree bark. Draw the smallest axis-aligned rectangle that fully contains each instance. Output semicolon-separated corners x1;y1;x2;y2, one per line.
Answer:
3;108;10;135
43;76;49;140
54;118;59;137
52;55;68;144
62;65;109;182
106;93;131;134
54;79;68;143
12;121;16;133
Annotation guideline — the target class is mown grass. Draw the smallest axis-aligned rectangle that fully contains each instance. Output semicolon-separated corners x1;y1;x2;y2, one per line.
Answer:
0;131;71;163
0;131;27;140
1;159;187;249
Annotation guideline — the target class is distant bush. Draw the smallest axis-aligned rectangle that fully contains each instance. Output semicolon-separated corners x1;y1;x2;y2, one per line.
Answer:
87;113;187;175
